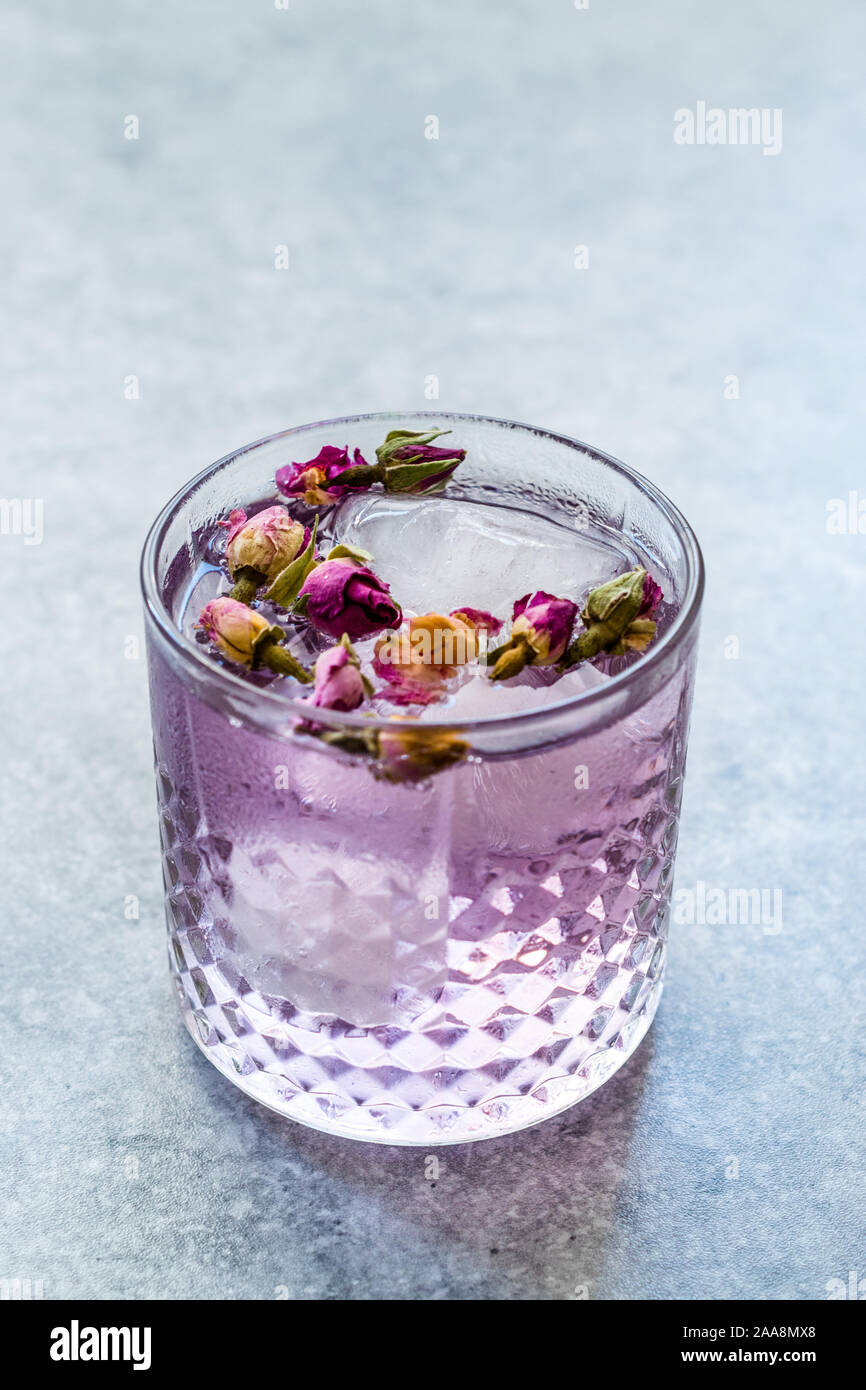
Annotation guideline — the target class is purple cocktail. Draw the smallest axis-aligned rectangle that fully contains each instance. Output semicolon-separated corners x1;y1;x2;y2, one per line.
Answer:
141;413;703;1143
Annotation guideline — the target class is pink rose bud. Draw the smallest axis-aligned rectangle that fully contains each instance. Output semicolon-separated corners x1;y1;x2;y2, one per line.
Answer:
374;428;466;494
511;592;577;664
198;597;313;682
223;506;308;582
275;445;374;505
309;638;368;712
298;558;402;641
488;591;577;680
199;596;273;666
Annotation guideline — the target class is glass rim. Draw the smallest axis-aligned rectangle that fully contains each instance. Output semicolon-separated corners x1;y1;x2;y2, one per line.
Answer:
139;410;705;735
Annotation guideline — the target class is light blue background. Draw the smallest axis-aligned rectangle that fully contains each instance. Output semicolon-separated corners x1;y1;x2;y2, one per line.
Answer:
2;0;863;1299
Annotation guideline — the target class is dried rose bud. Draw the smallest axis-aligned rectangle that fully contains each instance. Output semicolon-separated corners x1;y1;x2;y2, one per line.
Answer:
374;428;466;494
371;643;439;706
373;612;479;705
308;636;369;712
199;596;271;665
488;591;577;681
297;558;402;641
198;597;312;682
275;445;375;505
563;567;662;664
222;506;308;602
296;720;468;781
638;572;663;618
449;606;503;638
377;723;469;781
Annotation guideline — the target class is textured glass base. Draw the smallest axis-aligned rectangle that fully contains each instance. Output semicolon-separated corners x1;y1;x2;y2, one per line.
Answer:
170;935;664;1145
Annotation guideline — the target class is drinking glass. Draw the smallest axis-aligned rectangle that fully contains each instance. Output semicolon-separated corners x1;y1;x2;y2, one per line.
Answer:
141;412;703;1144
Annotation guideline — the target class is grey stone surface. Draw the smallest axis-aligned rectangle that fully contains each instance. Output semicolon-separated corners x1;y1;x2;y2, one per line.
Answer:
2;0;863;1301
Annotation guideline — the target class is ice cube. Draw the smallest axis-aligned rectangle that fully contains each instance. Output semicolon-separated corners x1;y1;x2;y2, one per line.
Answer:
330;494;637;620
225;750;454;1027
234;845;449;1027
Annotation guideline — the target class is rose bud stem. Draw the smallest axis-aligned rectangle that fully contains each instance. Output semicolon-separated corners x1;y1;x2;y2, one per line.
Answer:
229;567;263;605
487;635;533;681
566;625;613;663
255;638;314;682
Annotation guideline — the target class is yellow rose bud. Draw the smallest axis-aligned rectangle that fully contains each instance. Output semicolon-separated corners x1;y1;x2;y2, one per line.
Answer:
199;597;271;666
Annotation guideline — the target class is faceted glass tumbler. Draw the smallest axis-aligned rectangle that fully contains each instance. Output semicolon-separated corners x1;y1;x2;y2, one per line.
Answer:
141;413;704;1144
